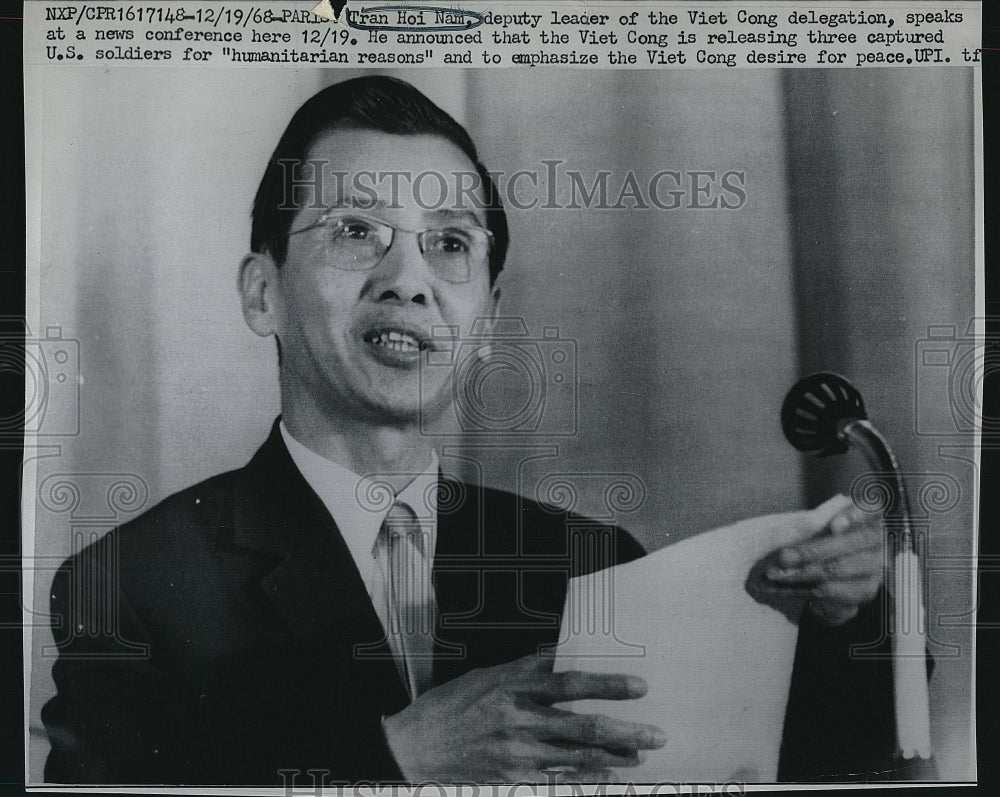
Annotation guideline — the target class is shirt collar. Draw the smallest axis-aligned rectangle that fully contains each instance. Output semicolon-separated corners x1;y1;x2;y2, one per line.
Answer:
279;421;439;569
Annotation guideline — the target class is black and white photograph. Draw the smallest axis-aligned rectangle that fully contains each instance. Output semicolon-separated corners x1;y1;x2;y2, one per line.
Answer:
21;4;982;789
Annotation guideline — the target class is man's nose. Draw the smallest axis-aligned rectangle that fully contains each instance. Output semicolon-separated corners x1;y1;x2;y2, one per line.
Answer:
368;231;431;306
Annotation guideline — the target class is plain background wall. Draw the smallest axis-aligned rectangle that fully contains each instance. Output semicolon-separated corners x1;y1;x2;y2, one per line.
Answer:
26;67;976;780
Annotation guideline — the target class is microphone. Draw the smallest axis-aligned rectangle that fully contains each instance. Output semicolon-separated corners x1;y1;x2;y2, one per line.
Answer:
781;372;935;771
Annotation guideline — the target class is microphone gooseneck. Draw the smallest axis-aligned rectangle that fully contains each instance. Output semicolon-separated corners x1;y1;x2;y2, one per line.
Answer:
782;372;933;766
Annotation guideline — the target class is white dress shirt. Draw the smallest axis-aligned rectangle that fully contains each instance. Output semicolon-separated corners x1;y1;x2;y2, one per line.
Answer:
279;421;439;683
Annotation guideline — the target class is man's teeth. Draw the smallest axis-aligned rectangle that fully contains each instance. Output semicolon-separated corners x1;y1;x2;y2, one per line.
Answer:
372;331;420;352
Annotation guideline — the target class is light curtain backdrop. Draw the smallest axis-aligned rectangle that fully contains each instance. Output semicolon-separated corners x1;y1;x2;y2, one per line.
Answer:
28;67;975;780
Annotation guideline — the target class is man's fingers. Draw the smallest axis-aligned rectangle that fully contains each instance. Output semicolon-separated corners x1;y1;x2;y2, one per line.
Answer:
807;600;861;626
538;710;666;750
756;570;881;597
536;743;642;771
753;583;815;600
828;504;868;534
757;500;887;628
492;653;556;681
532;670;648;703
767;547;883;584
808;574;882;603
777;526;880;569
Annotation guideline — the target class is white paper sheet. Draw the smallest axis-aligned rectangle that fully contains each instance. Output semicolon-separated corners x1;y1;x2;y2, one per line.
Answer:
554;495;853;782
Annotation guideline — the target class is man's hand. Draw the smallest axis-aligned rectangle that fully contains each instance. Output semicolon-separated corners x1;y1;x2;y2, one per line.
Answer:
755;502;884;626
381;653;666;783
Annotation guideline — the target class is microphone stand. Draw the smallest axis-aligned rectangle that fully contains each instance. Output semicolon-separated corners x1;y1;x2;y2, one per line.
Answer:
782;373;936;778
837;419;935;775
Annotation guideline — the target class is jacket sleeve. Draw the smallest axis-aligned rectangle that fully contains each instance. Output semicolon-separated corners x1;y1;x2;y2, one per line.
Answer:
41;535;206;784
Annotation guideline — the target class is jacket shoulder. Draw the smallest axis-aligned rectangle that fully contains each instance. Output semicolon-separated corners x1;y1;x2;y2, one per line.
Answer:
53;467;249;603
102;468;240;551
466;480;647;566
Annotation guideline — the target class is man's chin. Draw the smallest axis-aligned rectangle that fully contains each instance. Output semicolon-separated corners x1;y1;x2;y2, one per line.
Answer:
358;390;450;430
335;368;454;430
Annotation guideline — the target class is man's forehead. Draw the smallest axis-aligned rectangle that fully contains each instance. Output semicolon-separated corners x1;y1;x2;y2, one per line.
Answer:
302;127;489;216
305;127;478;173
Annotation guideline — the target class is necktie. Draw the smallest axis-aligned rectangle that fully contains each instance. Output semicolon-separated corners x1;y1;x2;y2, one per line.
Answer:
376;500;436;700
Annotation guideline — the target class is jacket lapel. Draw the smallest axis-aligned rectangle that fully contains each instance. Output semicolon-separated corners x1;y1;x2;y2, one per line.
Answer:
431;476;483;683
227;425;563;700
230;420;410;709
432;479;564;683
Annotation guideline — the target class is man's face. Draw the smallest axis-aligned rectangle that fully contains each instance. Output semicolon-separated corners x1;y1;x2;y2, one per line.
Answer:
262;129;499;426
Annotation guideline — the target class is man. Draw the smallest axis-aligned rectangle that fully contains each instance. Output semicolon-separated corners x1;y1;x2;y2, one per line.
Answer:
42;76;893;785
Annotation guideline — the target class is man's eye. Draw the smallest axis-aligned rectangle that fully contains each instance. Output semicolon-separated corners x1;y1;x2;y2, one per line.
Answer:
332;220;376;241
432;231;472;254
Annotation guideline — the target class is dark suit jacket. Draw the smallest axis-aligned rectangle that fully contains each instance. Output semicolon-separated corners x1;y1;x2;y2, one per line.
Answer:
42;420;897;785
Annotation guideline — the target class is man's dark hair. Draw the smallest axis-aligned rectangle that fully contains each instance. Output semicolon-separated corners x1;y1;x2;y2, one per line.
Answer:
251;75;508;284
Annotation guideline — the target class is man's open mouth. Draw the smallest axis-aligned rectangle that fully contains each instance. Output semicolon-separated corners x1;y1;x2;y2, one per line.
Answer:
363;328;427;353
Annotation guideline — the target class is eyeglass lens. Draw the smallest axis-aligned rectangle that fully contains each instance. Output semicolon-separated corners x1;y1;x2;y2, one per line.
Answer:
326;216;489;283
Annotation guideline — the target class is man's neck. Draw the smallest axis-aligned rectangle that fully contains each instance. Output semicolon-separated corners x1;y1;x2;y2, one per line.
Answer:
281;402;436;490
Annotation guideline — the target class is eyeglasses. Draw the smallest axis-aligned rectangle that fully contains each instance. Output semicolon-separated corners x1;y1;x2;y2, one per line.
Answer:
283;212;494;284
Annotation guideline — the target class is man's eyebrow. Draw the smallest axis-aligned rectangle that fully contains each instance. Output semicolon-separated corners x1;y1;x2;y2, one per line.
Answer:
327;194;486;228
425;208;487;228
330;194;391;211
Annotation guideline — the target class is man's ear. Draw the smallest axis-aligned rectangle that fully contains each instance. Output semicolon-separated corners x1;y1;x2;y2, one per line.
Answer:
474;283;502;361
490;283;502;317
237;252;282;338
483;282;502;334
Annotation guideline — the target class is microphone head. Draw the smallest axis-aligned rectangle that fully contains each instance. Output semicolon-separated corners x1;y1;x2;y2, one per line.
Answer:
781;372;867;456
